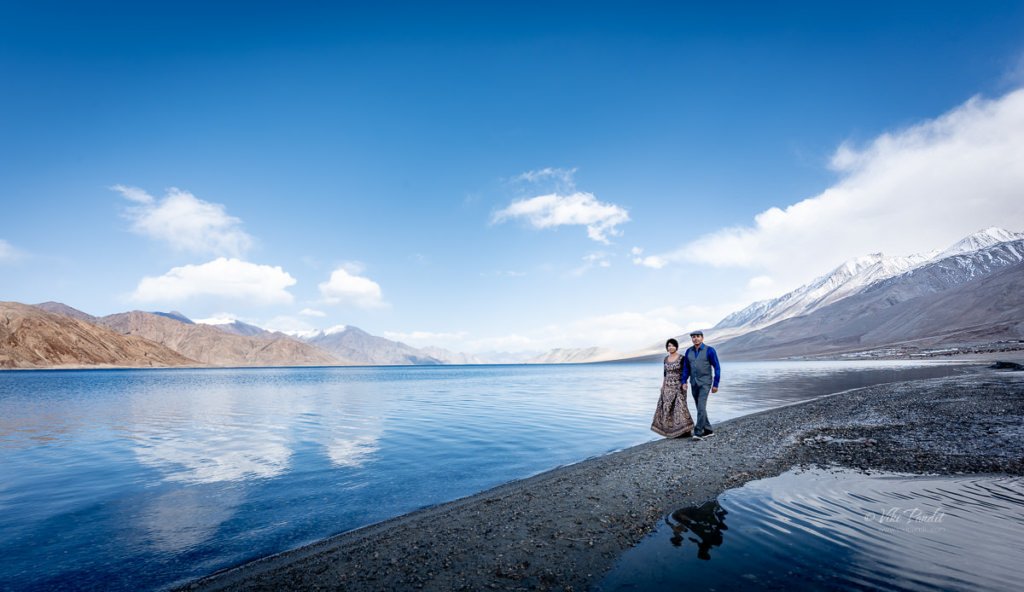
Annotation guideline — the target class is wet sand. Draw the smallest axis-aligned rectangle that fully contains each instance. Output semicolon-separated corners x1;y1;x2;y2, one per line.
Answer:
182;367;1024;592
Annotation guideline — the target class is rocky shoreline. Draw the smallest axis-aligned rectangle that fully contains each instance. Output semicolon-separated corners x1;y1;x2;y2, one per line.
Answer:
182;367;1024;592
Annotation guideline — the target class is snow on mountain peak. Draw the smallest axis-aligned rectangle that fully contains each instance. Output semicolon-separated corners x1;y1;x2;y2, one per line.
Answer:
281;324;350;340
194;315;238;326
937;227;1023;259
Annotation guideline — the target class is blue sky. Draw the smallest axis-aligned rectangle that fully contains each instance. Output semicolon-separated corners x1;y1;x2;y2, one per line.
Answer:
3;1;1024;354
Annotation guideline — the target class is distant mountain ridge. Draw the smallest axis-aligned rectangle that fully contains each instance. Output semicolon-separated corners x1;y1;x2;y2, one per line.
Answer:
197;317;277;338
8;227;1021;369
717;237;1024;359
32;301;97;323
526;347;624;364
1;302;196;369
299;326;445;365
98;311;342;367
16;304;493;368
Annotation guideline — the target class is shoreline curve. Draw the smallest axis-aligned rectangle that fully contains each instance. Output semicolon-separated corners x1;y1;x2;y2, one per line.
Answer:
180;367;1024;591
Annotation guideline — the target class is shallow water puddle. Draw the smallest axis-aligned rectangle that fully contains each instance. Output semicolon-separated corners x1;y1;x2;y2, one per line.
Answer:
598;468;1024;591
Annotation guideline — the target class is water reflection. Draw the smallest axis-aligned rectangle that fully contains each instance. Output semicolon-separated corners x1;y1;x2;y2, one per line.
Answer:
326;435;381;468
128;386;297;484
600;468;1024;592
667;500;728;560
0;362;973;592
135;486;243;553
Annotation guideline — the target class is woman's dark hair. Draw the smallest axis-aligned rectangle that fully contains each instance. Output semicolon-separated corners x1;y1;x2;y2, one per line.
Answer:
666;338;679;349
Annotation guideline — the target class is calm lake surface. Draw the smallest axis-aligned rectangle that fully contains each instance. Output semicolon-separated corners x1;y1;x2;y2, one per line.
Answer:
598;468;1024;591
0;360;969;591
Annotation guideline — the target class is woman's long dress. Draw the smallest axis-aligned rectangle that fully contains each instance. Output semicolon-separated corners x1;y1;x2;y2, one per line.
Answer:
651;355;695;438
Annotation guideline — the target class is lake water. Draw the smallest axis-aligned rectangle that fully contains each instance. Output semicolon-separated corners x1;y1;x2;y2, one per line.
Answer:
598;468;1024;591
0;361;969;591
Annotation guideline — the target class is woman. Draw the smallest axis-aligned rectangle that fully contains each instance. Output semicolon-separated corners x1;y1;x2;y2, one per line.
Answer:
651;338;695;438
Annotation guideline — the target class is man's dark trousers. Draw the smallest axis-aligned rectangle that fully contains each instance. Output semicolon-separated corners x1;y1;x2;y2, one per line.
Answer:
690;383;712;435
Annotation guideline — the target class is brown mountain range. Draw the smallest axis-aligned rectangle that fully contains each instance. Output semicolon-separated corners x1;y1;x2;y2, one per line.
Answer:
97;310;345;367
0;301;197;369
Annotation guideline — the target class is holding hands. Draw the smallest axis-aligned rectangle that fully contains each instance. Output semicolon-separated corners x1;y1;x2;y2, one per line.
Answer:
682;383;718;394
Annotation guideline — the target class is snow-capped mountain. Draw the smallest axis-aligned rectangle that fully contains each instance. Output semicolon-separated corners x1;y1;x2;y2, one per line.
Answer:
935;226;1024;260
713;227;1021;337
196;316;276;338
718;238;1024;359
715;252;930;332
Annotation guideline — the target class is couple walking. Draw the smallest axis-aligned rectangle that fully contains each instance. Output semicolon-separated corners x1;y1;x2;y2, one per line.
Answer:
651;330;721;440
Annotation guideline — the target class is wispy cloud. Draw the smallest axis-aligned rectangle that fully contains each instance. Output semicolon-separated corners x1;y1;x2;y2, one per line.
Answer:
630;246;667;269
571;251;612;276
114;185;253;257
381;330;469;347
193;313;245;325
261;315;317;334
0;239;24;263
513;167;578;187
319;265;385;308
493;192;630;244
131;258;295;305
1001;51;1024;88
480;269;527;278
299;308;326;317
532;305;711;352
454;305;720;354
634;88;1024;290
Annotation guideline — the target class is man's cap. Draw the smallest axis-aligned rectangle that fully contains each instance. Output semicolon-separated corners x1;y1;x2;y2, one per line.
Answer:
689;330;704;337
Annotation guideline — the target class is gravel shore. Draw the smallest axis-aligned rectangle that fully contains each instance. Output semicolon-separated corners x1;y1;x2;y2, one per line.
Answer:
183;367;1024;592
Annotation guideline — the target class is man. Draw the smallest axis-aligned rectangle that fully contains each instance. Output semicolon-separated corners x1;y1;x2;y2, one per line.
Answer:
681;330;721;440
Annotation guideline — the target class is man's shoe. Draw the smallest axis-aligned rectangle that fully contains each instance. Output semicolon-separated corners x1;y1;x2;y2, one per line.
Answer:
703;430;715;438
692;433;704;440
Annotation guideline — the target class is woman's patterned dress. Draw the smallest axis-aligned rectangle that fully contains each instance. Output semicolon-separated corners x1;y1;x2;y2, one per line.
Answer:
651;354;694;438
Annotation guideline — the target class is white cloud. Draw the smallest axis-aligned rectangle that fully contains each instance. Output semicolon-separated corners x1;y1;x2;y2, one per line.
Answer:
131;258;296;305
513;167;578;186
571;251;612;276
535;305;711;352
381;330;469;347
262;315;316;334
193;313;242;325
1002;51;1024;88
747;275;775;290
114;185;253;257
493;191;630;244
319;266;384;308
633;254;667;269
300;308;326;317
457;305;723;355
0;239;24;263
636;88;1024;290
630;246;668;269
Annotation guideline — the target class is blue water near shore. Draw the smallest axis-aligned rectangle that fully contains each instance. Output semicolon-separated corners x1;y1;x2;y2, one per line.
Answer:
0;361;967;591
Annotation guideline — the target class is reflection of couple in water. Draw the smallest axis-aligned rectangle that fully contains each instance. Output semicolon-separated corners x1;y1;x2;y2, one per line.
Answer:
668;500;729;560
651;330;722;440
